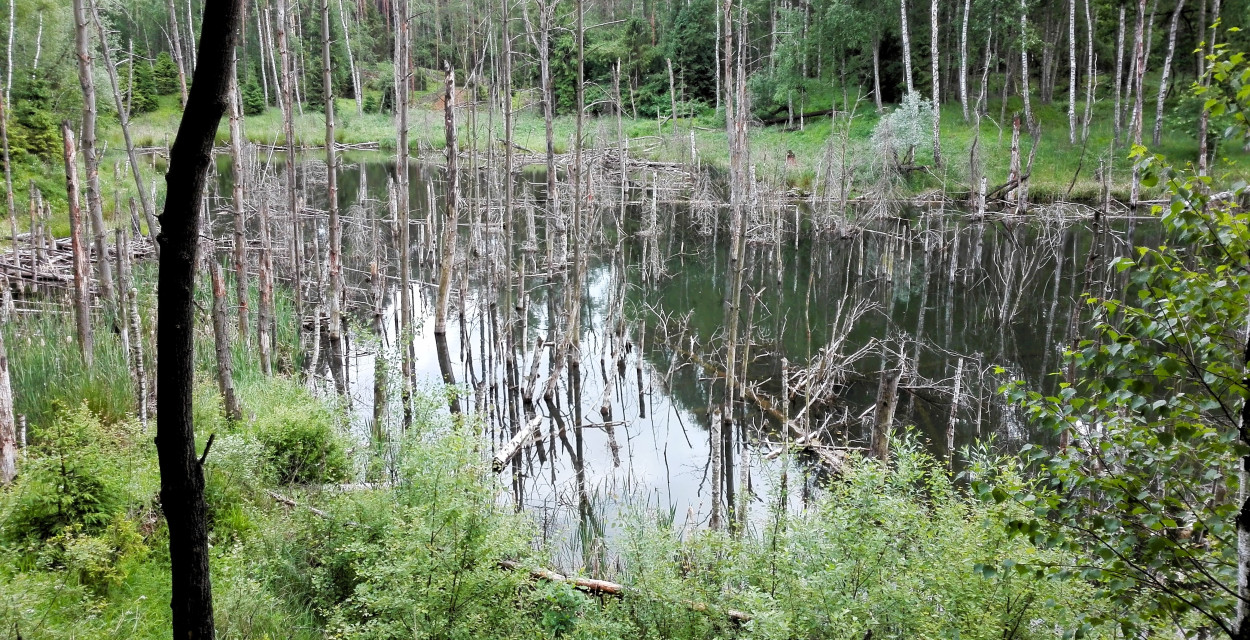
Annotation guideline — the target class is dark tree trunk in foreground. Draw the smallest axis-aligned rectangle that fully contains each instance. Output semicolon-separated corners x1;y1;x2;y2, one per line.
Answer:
156;0;242;636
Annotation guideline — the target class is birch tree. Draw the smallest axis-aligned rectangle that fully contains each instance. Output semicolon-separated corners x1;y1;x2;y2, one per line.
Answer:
901;0;915;94
1152;0;1184;146
931;0;942;165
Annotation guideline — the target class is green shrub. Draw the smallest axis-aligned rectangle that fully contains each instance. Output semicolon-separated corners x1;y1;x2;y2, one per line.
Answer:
248;380;349;485
38;515;148;591
1;405;147;543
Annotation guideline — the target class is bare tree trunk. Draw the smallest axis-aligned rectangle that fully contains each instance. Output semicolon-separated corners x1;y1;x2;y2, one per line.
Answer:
1081;0;1095;140
931;0;942;165
1113;4;1126;146
1019;0;1033;123
256;2;269;106
1130;0;1147;205
0;277;13;485
208;235;243;422
323;0;343;388
872;366;900;460
959;0;970;120
73;0;115;306
90;0;156;262
394;0;413;425
1198;0;1220;174
1153;0;1184;146
666;57;678;137
436;62;458;336
185;0;197;72
567;0;585;364
62;122;94;368
32;11;43;72
1068;0;1077;143
873;37;883;111
901;0;915;94
228;46;249;345
257;200;274;375
335;0;363;116
0;97;14;269
276;0;302;352
155;1;241;634
168;0;190;104
117;228;147;429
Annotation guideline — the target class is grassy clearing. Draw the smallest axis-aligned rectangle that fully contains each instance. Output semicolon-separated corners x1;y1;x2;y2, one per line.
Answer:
107;83;1249;204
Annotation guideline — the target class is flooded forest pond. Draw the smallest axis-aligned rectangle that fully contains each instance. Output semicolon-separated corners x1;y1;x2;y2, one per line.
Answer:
209;149;1144;549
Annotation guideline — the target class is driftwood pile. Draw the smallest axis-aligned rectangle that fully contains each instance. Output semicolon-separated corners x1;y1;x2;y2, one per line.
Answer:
0;234;156;292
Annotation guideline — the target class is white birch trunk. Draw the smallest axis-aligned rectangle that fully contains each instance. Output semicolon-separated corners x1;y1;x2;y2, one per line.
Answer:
960;0;970;120
1153;0;1185;146
901;0;915;95
931;0;942;165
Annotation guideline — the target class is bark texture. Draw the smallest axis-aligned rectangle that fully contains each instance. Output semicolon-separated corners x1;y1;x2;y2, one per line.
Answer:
155;0;242;635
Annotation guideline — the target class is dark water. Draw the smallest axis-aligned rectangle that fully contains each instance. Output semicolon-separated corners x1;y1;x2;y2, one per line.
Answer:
210;151;1143;550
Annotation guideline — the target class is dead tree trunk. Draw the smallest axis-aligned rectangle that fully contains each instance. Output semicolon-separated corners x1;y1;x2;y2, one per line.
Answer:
228;46;249;345
0;277;14;485
0;96;14;269
323;0;344;388
436;62;458;336
155;0;242;635
73;0;115;307
62;122;94;369
257;200;275;375
117;229;148;429
872;365;900;461
276;0;302;356
209;235;243;421
394;0;413;425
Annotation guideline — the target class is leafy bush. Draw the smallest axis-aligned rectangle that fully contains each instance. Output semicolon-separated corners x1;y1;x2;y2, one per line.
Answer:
869;92;934;164
247;379;349;485
38;515;148;591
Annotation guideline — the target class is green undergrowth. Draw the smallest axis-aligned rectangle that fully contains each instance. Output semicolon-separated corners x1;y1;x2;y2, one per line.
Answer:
1;377;1129;640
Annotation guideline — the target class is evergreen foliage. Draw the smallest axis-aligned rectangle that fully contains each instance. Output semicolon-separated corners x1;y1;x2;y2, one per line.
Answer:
129;57;160;114
242;78;267;116
10;76;60;161
153;51;180;95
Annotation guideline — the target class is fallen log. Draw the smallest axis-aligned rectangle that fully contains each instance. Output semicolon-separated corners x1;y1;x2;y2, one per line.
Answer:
493;416;543;472
498;560;751;623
